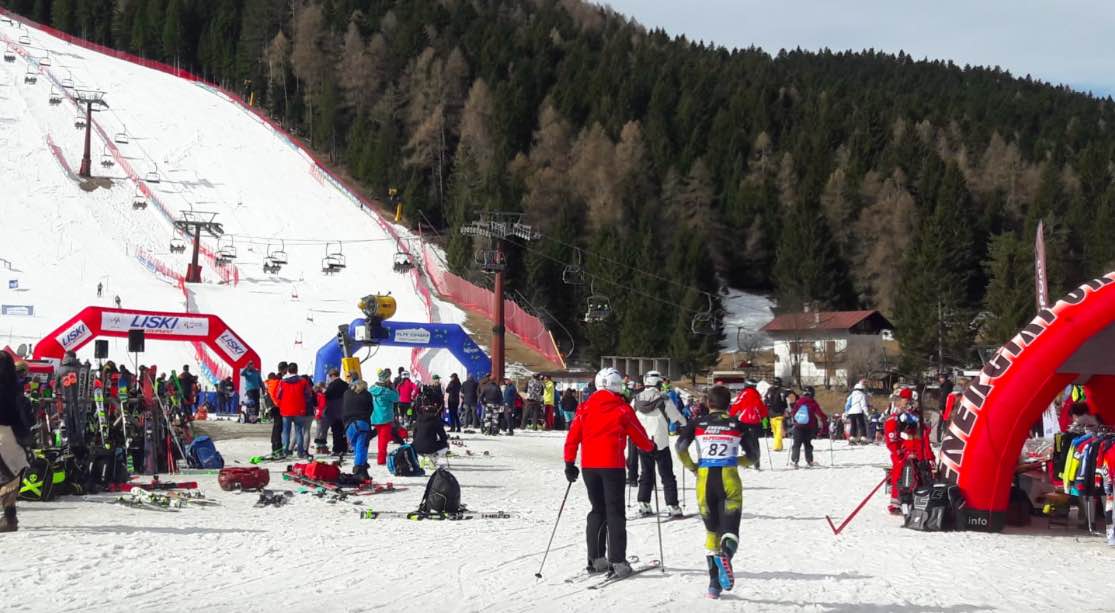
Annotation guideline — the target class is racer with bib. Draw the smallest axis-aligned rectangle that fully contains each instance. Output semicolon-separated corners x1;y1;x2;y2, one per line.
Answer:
675;385;744;600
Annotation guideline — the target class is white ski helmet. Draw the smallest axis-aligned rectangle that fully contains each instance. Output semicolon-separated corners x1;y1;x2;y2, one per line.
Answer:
595;367;625;394
643;370;662;387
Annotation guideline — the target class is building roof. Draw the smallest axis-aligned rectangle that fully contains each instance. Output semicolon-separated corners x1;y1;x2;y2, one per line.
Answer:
760;310;893;334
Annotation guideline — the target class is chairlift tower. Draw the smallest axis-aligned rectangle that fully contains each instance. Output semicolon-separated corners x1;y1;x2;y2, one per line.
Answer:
73;89;108;178
173;211;224;283
460;212;539;381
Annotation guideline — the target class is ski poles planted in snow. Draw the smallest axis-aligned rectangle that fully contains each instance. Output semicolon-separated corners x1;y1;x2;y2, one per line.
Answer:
653;480;665;572
763;434;774;470
536;482;572;579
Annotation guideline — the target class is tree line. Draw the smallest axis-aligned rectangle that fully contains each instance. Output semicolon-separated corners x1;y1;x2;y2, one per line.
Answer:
7;0;1115;376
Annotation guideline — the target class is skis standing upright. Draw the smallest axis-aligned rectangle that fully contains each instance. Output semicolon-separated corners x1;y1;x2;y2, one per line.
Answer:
93;378;110;449
142;369;157;475
147;370;184;474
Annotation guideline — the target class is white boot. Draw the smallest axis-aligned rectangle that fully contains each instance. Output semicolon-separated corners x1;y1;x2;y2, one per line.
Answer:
667;504;683;517
638;502;654;517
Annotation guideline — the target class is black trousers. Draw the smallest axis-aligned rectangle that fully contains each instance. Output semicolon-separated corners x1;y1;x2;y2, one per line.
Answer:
791;425;816;464
637;447;679;506
269;407;282;452
848;414;867;439
626;439;639;483
329;418;347;454
740;424;762;467
447;401;461;431
583;468;627;564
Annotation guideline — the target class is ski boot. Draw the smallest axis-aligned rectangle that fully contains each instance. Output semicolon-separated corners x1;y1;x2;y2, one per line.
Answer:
714;534;737;591
638;502;654;517
609;561;633;579
0;507;16;533
706;587;722;600
587;557;611;574
352;464;371;482
315;445;330;455
667;505;683;518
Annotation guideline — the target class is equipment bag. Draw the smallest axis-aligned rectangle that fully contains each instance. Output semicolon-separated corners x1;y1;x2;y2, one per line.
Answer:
304;460;341;482
387;444;424;477
186;435;225;469
419;467;461;514
905;483;949;531
18;456;56;502
89;448;129;486
218;467;270;491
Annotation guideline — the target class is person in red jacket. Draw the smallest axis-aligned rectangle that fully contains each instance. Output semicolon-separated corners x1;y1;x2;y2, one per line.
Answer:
729;379;767;470
277;363;313;458
884;388;935;514
564;367;654;579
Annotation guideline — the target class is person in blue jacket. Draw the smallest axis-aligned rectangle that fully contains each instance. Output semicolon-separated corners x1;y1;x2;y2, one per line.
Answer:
371;369;400;467
240;362;263;410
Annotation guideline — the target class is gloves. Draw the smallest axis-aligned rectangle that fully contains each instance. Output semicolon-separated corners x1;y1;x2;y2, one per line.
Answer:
564;462;579;483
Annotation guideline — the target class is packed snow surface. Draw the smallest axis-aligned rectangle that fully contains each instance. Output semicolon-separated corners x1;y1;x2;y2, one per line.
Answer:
1;429;1113;612
0;19;465;381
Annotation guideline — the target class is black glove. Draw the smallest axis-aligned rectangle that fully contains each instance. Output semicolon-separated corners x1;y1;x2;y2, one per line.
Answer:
564;462;579;483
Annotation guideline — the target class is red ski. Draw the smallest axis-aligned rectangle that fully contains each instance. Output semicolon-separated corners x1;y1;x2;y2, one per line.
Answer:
281;471;404;495
105;480;199;492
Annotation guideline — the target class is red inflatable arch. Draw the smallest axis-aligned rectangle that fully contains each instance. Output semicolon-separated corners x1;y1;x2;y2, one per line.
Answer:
939;272;1115;531
32;306;260;390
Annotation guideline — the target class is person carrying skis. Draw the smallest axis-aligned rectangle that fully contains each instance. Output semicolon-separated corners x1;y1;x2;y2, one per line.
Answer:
789;387;827;469
764;378;788;451
632;371;686;517
675;384;744;599
729;379;766;469
845;380;870;445
445;373;462;433
884;387;935;514
371;369;400;467
342;377;375;481
564;367;654;579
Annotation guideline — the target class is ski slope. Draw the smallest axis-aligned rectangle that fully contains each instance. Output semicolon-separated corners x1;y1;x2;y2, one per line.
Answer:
0;18;466;383
2;428;1113;612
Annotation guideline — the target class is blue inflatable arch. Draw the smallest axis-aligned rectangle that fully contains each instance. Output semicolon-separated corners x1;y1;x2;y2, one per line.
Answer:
313;319;491;383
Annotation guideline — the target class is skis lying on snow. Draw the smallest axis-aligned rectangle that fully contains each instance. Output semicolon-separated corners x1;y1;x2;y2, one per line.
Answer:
281;471;405;495
104;480;198;492
357;509;512;521
563;556;644;584
628;512;698;522
586;560;662;589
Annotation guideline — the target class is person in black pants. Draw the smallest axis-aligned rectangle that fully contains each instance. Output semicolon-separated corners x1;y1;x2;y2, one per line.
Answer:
460;375;479;430
322;369;349;454
626;439;639;486
789;388;826;468
268;362;287;454
445;373;462;433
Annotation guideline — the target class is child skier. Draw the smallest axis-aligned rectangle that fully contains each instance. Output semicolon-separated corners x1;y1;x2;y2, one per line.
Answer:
675;385;745;600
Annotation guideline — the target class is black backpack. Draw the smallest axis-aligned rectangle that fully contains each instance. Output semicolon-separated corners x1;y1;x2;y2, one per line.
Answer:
419;467;461;514
905;483;949;531
18;456;57;502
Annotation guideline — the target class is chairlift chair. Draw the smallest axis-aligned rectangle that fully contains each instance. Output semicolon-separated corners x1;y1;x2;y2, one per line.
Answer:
23;68;36;84
131;188;147;210
100;146;115;168
144;169;161;184
263;257;283;274
392;251;414;274
38;55;50;67
562;249;585;285
690;293;721;336
477;249;505;273
329;242;346;270
60;77;74;89
582;282;611;323
3;50;15;63
18;35;30;46
321;242;345;275
216;237;237;263
113;130;129;145
48;87;62;105
169;237;187;254
267;241;288;266
73;113;87;129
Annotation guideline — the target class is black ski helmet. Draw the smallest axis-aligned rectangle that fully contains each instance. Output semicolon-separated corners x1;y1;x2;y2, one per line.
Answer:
803;386;816;398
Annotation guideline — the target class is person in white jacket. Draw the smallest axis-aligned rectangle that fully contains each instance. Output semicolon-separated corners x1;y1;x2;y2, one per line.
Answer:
632;371;687;517
844;380;870;444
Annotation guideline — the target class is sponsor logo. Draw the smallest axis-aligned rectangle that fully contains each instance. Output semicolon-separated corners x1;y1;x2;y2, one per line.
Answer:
215;330;248;361
57;320;92;351
394;327;432;345
1;304;33;316
100;313;209;336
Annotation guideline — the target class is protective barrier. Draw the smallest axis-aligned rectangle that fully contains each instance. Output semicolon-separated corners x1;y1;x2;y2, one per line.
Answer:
420;243;565;367
939;272;1115;531
313;320;491;383
32;306;260;390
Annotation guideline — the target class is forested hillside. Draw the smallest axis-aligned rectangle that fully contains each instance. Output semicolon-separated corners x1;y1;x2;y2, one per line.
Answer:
8;0;1115;374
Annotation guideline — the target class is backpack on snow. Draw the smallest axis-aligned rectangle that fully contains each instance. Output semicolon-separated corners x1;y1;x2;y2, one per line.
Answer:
793;404;811;426
419;467;462;514
186;435;225;469
388;444;425;477
18;455;57;502
905;483;950;531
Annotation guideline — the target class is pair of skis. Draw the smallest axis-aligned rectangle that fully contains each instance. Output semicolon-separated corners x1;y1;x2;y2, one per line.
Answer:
357;509;512;521
560;558;663;589
281;471;405;495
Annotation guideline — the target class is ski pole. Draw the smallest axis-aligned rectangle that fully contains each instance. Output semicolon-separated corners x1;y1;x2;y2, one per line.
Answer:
825;475;887;535
681;460;687;511
653;478;665;572
763;434;774;471
829;433;835;467
535;481;573;579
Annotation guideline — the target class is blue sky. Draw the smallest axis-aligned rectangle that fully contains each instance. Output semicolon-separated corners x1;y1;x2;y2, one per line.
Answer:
596;1;1115;97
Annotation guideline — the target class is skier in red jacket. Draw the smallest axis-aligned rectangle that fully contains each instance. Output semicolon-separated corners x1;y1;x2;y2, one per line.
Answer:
564;367;654;579
885;388;935;514
729;380;767;469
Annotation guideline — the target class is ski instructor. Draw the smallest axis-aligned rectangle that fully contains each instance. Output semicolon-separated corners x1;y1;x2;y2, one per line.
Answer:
564;367;654;579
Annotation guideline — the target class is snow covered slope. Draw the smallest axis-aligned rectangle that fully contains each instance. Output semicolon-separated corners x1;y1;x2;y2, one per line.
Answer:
0;19;465;381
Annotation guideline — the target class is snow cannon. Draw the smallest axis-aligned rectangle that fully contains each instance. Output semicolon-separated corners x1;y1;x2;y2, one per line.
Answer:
358;293;396;321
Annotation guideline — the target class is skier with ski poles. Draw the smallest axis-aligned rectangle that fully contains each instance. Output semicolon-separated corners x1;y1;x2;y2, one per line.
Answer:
563;367;654;579
632;371;686;518
675;385;745;600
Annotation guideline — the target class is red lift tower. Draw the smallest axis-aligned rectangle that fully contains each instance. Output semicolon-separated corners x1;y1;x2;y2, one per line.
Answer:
173;210;223;283
73;89;107;178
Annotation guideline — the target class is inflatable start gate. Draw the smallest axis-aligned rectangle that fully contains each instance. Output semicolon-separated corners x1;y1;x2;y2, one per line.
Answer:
33;306;260;389
940;272;1115;531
